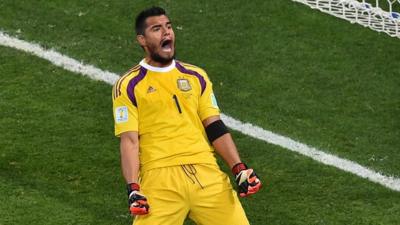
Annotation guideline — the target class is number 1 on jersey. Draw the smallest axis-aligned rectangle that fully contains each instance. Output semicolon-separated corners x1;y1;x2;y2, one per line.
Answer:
173;94;182;114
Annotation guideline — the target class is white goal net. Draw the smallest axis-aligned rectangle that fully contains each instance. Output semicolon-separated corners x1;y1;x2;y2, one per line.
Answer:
292;0;400;38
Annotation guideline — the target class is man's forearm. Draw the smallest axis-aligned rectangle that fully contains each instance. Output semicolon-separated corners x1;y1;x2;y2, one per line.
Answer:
203;115;242;168
120;132;140;184
212;133;241;168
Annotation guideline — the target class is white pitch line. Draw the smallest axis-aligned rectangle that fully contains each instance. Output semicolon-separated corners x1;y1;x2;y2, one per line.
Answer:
1;31;399;192
0;32;118;86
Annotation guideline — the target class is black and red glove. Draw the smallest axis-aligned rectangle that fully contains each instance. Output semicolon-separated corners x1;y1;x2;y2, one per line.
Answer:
127;183;149;215
232;163;262;197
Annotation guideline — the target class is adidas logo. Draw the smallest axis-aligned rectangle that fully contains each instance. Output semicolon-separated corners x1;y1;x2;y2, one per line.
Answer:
147;86;156;93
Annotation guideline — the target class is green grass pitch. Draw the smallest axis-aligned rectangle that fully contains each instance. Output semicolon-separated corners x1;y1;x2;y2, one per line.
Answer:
0;0;399;224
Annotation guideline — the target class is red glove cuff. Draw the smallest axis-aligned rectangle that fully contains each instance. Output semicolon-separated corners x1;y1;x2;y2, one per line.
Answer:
231;162;248;175
127;183;140;193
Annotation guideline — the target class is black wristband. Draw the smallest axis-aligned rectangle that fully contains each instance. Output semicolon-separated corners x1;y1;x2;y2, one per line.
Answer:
205;120;229;143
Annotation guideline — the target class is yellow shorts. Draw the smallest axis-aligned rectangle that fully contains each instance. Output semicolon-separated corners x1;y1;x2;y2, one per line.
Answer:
133;164;249;225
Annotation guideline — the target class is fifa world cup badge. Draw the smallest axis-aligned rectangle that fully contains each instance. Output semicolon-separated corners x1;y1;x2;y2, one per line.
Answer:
177;79;191;92
115;106;128;123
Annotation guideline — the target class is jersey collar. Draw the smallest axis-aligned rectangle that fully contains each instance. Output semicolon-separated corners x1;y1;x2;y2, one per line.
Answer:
139;59;176;73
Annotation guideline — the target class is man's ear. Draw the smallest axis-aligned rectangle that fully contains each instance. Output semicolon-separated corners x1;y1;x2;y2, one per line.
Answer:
137;35;146;47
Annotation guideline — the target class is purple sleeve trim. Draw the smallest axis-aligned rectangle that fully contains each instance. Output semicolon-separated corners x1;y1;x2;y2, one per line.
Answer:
175;62;206;95
127;67;147;107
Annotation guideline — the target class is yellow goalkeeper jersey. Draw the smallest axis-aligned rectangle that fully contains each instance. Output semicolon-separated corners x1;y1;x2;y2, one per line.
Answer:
112;59;220;172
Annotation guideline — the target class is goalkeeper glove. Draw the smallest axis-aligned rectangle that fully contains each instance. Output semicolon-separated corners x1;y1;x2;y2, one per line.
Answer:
127;183;149;215
232;163;262;197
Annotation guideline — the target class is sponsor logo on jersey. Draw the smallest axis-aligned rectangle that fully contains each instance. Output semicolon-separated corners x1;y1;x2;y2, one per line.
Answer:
115;106;128;123
177;79;191;92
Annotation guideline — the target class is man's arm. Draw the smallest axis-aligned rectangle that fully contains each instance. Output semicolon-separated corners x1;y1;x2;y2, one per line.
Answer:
202;115;240;168
203;115;262;197
120;131;149;215
120;131;140;184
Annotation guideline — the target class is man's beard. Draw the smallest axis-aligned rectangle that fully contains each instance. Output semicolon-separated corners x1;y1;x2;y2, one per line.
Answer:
148;43;176;65
150;51;175;65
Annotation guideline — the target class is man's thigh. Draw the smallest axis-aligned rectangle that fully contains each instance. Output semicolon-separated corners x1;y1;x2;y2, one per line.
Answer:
188;164;250;225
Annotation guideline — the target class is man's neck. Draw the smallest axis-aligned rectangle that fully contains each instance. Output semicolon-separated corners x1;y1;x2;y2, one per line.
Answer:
145;57;173;68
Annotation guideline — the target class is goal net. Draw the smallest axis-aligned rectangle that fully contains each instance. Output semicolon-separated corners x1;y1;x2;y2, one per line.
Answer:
292;0;400;38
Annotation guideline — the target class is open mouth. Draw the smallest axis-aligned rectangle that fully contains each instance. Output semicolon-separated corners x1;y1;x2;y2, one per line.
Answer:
161;39;173;52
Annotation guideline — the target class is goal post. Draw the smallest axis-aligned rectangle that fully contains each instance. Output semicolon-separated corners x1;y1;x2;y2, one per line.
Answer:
292;0;400;39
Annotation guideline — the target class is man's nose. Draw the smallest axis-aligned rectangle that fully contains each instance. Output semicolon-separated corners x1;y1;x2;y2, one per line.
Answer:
162;27;171;36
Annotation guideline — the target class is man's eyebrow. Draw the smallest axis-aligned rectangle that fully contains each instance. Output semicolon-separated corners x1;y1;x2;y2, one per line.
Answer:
148;21;172;30
149;24;162;29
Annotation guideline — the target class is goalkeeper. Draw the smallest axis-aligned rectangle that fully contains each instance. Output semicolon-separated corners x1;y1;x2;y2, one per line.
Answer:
112;6;262;225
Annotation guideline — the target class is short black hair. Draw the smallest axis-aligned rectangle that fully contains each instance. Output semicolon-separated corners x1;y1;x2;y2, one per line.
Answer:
135;6;167;35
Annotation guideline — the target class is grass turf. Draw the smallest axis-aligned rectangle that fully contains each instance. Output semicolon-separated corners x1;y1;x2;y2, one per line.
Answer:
0;0;399;175
0;0;400;224
1;42;400;225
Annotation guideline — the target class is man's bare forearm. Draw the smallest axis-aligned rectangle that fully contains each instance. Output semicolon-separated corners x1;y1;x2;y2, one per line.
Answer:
211;133;241;168
120;131;140;184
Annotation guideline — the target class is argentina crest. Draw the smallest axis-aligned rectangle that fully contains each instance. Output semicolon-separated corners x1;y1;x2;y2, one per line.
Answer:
177;78;191;92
